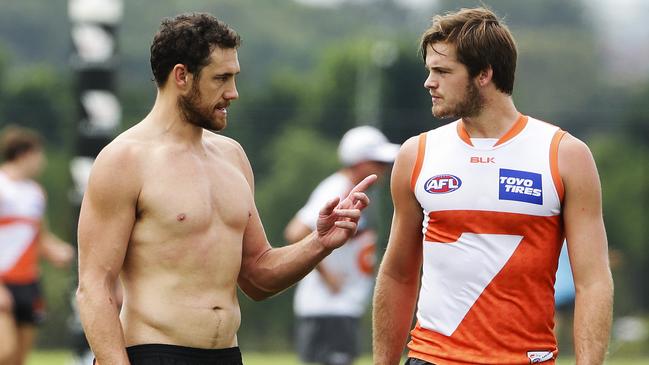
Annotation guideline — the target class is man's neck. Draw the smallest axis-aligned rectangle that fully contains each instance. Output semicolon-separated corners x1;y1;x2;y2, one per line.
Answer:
461;96;519;139
145;91;205;146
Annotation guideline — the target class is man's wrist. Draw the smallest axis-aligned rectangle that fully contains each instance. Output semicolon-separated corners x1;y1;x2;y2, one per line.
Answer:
311;232;334;256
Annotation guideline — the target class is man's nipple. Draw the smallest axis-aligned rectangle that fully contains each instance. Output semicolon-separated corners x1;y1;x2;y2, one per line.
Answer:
177;213;186;222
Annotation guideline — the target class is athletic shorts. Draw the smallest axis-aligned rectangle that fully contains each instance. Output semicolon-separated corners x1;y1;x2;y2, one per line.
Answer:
95;344;243;365
405;358;435;365
295;316;360;365
5;281;45;325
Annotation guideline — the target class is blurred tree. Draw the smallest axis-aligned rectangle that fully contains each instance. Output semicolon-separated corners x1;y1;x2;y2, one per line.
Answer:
625;84;649;144
380;40;443;143
0;0;69;68
1;66;74;145
590;134;649;313
435;0;588;28
228;71;308;181
36;149;76;348
301;41;365;138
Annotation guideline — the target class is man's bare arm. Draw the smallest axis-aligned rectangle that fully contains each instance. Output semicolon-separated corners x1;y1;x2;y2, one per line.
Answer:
373;136;424;365
77;143;141;365
560;134;614;364
284;216;343;294
239;177;375;300
233;142;375;300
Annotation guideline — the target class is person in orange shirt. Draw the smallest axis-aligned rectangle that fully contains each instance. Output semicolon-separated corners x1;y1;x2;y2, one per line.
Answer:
372;7;613;365
0;125;74;365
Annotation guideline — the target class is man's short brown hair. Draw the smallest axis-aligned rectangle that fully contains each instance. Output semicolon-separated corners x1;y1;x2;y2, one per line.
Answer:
420;7;517;95
0;125;43;162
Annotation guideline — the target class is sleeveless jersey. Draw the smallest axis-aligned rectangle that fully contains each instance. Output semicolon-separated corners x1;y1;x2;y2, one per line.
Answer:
0;170;45;283
408;115;566;364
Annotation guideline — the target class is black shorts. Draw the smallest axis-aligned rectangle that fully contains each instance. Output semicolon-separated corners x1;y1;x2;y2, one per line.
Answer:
125;344;242;365
295;316;360;365
5;281;45;325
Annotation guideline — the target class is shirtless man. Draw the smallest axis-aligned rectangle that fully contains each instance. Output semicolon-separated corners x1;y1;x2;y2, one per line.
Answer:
76;13;376;365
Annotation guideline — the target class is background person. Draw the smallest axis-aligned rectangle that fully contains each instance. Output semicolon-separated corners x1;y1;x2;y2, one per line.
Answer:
0;125;74;365
285;126;399;365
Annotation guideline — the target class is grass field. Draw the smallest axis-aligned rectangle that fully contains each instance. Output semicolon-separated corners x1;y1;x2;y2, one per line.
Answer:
26;351;649;365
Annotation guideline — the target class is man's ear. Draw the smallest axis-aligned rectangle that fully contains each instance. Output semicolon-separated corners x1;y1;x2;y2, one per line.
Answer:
477;66;493;87
171;64;191;89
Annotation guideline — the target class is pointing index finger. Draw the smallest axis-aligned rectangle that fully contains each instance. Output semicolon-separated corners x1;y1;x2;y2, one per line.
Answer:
349;174;377;195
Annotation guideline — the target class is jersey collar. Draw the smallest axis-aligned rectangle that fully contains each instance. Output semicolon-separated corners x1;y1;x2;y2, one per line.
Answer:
457;114;528;147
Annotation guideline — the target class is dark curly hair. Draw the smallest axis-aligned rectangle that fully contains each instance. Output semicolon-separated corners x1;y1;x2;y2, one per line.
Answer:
150;13;241;87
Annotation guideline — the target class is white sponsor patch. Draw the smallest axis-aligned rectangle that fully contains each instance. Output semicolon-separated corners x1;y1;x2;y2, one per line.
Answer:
527;351;553;363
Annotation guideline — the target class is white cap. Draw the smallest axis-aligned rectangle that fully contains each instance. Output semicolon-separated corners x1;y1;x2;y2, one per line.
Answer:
338;126;400;166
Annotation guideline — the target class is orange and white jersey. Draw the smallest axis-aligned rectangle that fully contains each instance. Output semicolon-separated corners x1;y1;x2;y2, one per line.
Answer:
0;170;44;283
408;115;566;364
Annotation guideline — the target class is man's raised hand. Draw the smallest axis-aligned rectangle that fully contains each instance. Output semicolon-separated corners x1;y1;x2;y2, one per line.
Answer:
315;174;377;250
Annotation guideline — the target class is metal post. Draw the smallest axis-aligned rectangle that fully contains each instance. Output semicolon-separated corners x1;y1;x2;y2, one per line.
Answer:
68;1;122;362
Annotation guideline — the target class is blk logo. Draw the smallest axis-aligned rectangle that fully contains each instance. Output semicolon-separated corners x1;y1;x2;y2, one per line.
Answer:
470;156;495;163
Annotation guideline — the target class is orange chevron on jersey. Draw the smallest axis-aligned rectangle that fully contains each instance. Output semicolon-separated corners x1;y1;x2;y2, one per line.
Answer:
409;115;565;364
0;217;41;283
0;171;45;283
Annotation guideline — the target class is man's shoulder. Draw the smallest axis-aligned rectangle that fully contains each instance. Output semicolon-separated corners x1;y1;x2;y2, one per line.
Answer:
203;131;253;175
99;132;146;160
202;130;244;154
91;129;151;178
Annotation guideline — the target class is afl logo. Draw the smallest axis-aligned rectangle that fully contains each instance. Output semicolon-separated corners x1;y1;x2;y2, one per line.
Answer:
424;174;462;194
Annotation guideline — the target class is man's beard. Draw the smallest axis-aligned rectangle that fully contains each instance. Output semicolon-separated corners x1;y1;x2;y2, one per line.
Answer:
177;82;223;131
433;80;484;119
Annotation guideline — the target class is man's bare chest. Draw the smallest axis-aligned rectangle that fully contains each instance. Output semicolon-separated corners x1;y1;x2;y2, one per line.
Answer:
136;155;252;235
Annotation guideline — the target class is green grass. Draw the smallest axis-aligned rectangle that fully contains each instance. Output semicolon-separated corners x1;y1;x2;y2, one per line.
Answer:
27;351;649;365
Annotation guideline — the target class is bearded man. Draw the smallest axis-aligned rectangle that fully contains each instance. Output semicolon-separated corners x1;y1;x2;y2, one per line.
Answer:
77;13;376;365
372;7;612;365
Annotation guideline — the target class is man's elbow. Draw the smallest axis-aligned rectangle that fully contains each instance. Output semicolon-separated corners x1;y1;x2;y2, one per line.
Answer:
75;282;92;308
75;277;108;309
241;283;278;301
247;290;275;302
575;271;614;299
239;272;282;301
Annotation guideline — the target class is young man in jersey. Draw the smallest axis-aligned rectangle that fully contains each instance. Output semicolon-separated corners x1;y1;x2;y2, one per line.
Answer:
0;125;75;365
76;13;376;365
285;126;399;365
372;7;613;365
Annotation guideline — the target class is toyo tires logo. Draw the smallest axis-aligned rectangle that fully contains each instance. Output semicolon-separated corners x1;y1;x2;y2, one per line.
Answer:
424;174;462;194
